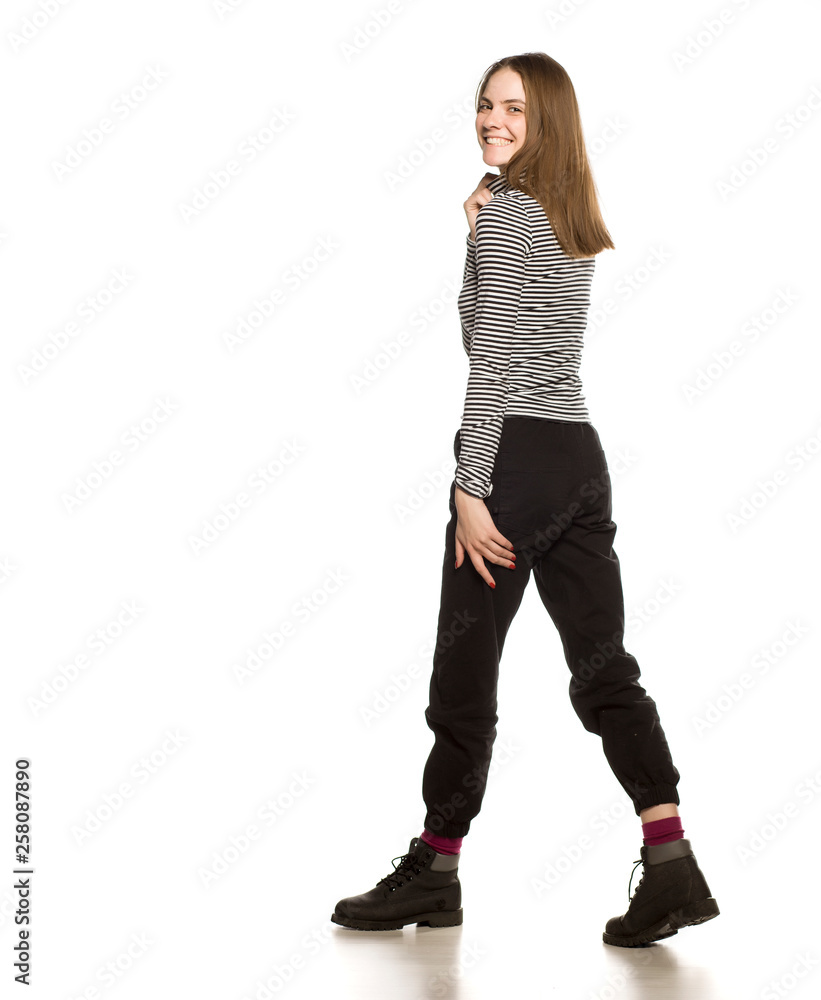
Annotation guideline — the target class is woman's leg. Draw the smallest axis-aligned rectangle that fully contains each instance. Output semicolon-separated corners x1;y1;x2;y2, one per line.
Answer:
527;423;682;817
421;463;532;839
640;803;679;822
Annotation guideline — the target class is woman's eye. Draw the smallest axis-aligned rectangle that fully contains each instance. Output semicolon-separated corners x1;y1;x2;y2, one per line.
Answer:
479;104;523;113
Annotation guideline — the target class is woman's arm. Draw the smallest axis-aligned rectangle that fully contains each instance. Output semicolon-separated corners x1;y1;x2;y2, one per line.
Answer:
459;172;495;353
458;235;478;355
455;194;532;499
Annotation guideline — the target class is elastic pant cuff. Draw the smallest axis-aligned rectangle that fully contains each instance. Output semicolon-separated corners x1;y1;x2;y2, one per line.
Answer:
633;783;681;816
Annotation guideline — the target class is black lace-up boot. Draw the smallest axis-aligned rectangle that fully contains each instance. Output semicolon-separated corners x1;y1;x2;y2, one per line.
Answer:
603;837;720;947
331;836;462;931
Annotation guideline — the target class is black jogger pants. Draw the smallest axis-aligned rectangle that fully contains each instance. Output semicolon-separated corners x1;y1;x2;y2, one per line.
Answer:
422;416;681;838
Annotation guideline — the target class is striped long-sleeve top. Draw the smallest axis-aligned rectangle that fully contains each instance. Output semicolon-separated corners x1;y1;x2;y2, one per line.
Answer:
455;171;595;499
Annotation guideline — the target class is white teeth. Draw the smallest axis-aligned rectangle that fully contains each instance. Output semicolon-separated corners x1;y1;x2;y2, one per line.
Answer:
485;137;512;145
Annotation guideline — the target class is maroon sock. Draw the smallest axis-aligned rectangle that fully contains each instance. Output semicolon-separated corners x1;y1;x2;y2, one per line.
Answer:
642;815;684;846
420;829;463;855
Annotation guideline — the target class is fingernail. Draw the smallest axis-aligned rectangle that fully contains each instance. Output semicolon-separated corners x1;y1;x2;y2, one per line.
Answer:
509;562;515;569
489;581;496;589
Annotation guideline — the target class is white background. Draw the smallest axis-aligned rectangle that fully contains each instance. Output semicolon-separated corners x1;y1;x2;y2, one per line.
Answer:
2;1;820;997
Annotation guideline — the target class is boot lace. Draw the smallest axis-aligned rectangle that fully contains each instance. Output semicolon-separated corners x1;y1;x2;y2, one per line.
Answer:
627;858;644;902
377;852;423;891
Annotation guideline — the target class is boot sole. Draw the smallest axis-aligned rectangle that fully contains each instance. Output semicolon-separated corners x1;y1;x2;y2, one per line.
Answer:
331;908;463;931
602;896;720;947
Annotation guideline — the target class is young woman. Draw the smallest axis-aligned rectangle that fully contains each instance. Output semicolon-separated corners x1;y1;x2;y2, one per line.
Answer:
332;52;720;946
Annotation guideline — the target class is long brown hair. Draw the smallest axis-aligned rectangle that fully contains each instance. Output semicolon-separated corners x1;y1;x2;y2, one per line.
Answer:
475;53;614;259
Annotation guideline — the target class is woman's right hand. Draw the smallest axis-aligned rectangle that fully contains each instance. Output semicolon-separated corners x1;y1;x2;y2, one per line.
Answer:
464;172;498;241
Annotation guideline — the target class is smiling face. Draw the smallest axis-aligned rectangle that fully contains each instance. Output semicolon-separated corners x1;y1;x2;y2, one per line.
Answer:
476;67;527;167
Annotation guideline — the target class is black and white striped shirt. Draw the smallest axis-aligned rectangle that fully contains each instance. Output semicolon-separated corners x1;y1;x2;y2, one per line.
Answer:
455;171;595;499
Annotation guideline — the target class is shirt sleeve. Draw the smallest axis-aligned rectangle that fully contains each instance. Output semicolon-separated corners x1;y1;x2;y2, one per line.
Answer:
454;196;531;499
458;234;478;356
